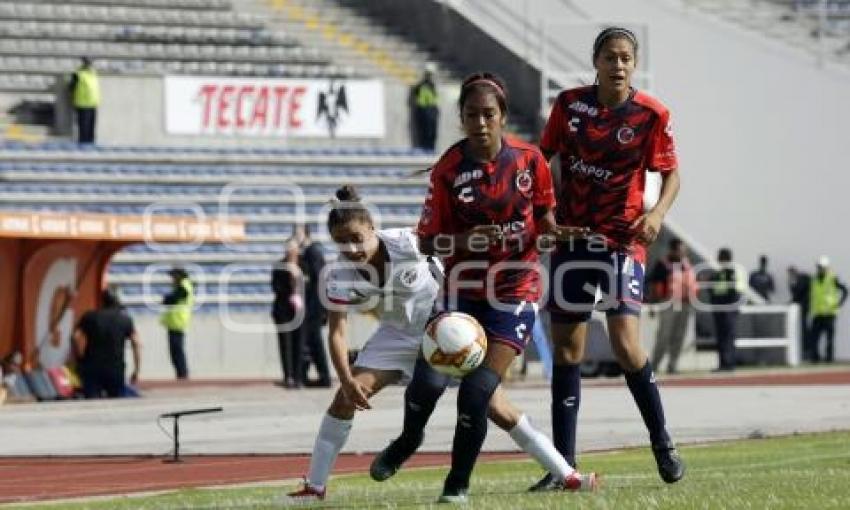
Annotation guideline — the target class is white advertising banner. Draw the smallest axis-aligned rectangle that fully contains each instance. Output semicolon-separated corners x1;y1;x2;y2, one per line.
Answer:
164;76;385;138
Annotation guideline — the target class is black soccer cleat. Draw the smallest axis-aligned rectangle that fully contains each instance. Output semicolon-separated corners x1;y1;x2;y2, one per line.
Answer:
652;441;685;483
437;486;469;504
527;472;561;492
370;443;404;482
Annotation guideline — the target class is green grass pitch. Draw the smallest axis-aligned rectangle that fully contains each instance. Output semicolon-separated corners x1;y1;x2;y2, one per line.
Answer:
8;430;850;509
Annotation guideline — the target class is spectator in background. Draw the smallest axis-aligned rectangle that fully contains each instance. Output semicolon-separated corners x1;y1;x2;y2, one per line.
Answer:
788;265;811;357
160;267;193;380
749;255;775;302
299;225;331;387
807;256;848;363
73;289;141;398
649;238;697;375
410;62;439;151
272;240;304;388
68;57;100;144
709;248;744;372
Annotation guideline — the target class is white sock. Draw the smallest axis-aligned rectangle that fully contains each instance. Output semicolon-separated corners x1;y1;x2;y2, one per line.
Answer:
508;414;574;480
306;413;353;489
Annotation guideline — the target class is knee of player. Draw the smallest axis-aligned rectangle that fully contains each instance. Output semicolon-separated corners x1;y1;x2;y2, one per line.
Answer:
458;365;502;412
553;343;585;364
328;391;357;419
612;345;646;372
487;400;519;431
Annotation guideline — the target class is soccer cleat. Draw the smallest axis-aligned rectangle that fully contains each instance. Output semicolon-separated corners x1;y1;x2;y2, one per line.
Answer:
652;442;686;483
437;487;469;504
563;471;599;492
369;443;405;482
527;472;559;492
284;478;326;502
528;471;599;493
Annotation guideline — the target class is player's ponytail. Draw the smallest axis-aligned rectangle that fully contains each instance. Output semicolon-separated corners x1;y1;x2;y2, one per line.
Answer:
327;185;373;231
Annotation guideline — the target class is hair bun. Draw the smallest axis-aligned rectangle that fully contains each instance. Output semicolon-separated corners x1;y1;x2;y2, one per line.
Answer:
335;185;360;202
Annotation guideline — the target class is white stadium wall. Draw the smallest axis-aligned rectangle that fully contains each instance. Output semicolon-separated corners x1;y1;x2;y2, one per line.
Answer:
131;312;378;381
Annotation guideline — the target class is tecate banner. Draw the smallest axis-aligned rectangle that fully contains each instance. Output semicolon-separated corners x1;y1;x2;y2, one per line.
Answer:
164;76;385;138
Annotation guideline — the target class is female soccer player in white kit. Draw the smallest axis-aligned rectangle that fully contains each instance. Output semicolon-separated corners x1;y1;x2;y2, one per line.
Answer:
285;185;595;502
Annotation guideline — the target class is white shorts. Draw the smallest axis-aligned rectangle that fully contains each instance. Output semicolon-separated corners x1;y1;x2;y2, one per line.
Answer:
353;324;422;383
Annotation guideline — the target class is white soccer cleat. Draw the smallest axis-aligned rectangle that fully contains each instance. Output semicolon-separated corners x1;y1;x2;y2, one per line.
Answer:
563;471;599;492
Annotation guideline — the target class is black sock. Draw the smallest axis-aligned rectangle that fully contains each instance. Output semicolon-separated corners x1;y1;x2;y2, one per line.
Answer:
444;365;501;492
390;358;450;461
624;360;671;446
551;363;581;467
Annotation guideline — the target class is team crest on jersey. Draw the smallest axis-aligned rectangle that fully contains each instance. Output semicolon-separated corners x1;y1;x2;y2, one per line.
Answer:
398;267;419;287
617;125;635;144
515;169;533;196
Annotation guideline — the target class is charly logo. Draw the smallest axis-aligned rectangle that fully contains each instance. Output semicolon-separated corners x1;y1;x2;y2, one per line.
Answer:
316;80;349;138
515;169;533;195
617;125;635;144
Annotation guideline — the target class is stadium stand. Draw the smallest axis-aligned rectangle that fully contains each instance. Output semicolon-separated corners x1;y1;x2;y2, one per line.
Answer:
0;0;358;96
0;143;432;314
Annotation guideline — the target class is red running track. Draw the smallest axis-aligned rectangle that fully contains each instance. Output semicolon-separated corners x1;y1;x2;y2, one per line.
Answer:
2;368;848;504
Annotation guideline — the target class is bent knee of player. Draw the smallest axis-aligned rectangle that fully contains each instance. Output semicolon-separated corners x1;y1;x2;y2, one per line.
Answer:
328;389;356;420
487;386;520;430
608;316;647;371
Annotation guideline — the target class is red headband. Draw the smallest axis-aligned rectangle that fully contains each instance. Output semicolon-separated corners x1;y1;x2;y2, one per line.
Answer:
464;78;505;96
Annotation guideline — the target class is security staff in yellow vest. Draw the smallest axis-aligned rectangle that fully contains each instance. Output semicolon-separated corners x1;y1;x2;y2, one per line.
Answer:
160;267;194;379
807;256;847;363
409;63;439;151
708;248;746;371
68;57;100;144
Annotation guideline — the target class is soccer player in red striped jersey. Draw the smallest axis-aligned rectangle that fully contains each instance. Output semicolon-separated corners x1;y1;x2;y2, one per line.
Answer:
532;27;686;491
372;73;596;503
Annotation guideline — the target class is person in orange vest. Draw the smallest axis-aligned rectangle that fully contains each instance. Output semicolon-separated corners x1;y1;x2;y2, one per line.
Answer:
807;256;847;363
68;57;100;144
649;238;697;374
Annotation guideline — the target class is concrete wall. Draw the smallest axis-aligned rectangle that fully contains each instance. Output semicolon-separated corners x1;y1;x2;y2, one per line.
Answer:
92;74;459;149
130;311;379;381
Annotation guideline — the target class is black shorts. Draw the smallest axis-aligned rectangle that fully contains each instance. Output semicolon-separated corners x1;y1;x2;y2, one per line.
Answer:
439;295;537;354
546;239;644;323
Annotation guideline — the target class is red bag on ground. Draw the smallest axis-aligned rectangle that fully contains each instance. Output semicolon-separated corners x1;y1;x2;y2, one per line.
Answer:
46;366;74;399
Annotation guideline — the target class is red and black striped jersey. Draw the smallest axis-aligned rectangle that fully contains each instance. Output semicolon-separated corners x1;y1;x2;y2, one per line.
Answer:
417;136;556;302
541;86;678;263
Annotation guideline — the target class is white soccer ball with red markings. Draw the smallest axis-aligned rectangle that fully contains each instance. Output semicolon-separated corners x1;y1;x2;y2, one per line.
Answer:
422;312;487;378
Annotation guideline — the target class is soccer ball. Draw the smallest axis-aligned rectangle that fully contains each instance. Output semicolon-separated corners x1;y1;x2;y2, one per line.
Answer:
422;312;487;378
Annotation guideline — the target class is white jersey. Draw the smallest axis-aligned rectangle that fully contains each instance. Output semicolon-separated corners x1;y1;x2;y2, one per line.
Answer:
325;228;440;339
